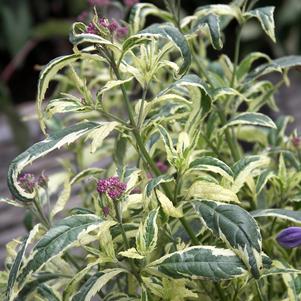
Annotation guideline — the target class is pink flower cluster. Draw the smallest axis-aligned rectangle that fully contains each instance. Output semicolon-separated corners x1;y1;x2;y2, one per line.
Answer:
18;173;36;193
18;173;49;193
292;136;301;148
97;176;127;199
86;18;128;38
123;0;139;7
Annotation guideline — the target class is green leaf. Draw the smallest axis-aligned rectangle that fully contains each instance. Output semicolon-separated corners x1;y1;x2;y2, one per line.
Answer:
136;209;159;255
17;215;115;284
223;113;277;130
145;175;174;198
70;168;104;185
124;23;191;76
244;7;276;42
149;246;248;280
37;53;82;133
129;3;172;33
232;155;270;193
192;14;223;50
251;209;301;224
7;122;101;203
189;156;234;182
72;269;125;301
193;200;263;278
188;181;240;203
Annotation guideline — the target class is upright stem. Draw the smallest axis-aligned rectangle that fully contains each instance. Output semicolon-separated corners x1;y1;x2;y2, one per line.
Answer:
230;26;242;88
110;56;199;246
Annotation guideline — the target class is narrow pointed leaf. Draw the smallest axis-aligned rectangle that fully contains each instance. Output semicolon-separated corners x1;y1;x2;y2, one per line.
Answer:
251;209;301;224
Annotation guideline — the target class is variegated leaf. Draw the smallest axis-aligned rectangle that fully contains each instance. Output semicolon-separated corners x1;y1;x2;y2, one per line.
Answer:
72;269;126;301
119;248;144;260
188;181;239;203
251;209;301;224
37;53;81;133
136;209;159;255
156;190;183;218
123;24;191;75
17;215;115;284
7;122;101;203
149;246;248;280
189;156;234;182
244;7;276;42
145;175;174;198
193;200;263;278
232;155;270;193
223;113;277;130
192;14;223;50
129;3;172;33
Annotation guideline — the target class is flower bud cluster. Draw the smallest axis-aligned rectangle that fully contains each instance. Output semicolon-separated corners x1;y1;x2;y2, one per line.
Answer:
97;176;127;199
18;173;48;193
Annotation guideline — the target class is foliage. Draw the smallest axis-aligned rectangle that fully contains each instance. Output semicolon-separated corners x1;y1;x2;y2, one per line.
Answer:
2;0;301;300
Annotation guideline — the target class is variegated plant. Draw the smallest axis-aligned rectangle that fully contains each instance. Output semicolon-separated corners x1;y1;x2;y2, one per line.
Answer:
2;0;301;300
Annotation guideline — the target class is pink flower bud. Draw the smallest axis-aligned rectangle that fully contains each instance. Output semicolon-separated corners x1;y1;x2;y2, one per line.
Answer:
97;176;127;200
18;173;36;193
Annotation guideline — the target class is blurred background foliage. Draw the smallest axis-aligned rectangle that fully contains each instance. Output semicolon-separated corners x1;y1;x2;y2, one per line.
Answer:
0;0;301;149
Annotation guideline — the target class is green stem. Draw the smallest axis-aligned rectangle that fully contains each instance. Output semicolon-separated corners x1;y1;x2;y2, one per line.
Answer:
215;283;227;301
255;280;265;301
97;107;130;127
230;26;242;88
33;197;50;228
113;201;130;250
110;55;199;246
137;86;148;129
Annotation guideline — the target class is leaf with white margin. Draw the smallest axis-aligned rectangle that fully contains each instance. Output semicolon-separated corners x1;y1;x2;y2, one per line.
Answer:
244;7;276;42
72;269;126;301
136;209;159;255
148;246;248;281
156;190;183;218
223;113;277;130
119;248;144;260
232;155;270;193
123;23;191;76
97;77;133;96
247;55;301;80
50;177;71;219
17;215;116;285
7;224;45;301
251;209;301;224
36;53;81;133
157;74;210;97
195;4;242;21
192;14;223;50
256;170;275;194
145;175;174;198
63;259;102;301
129;3;172;33
7;122;101;203
193;200;263;278
86;121;119;153
188;181;239;203
189;156;234;182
